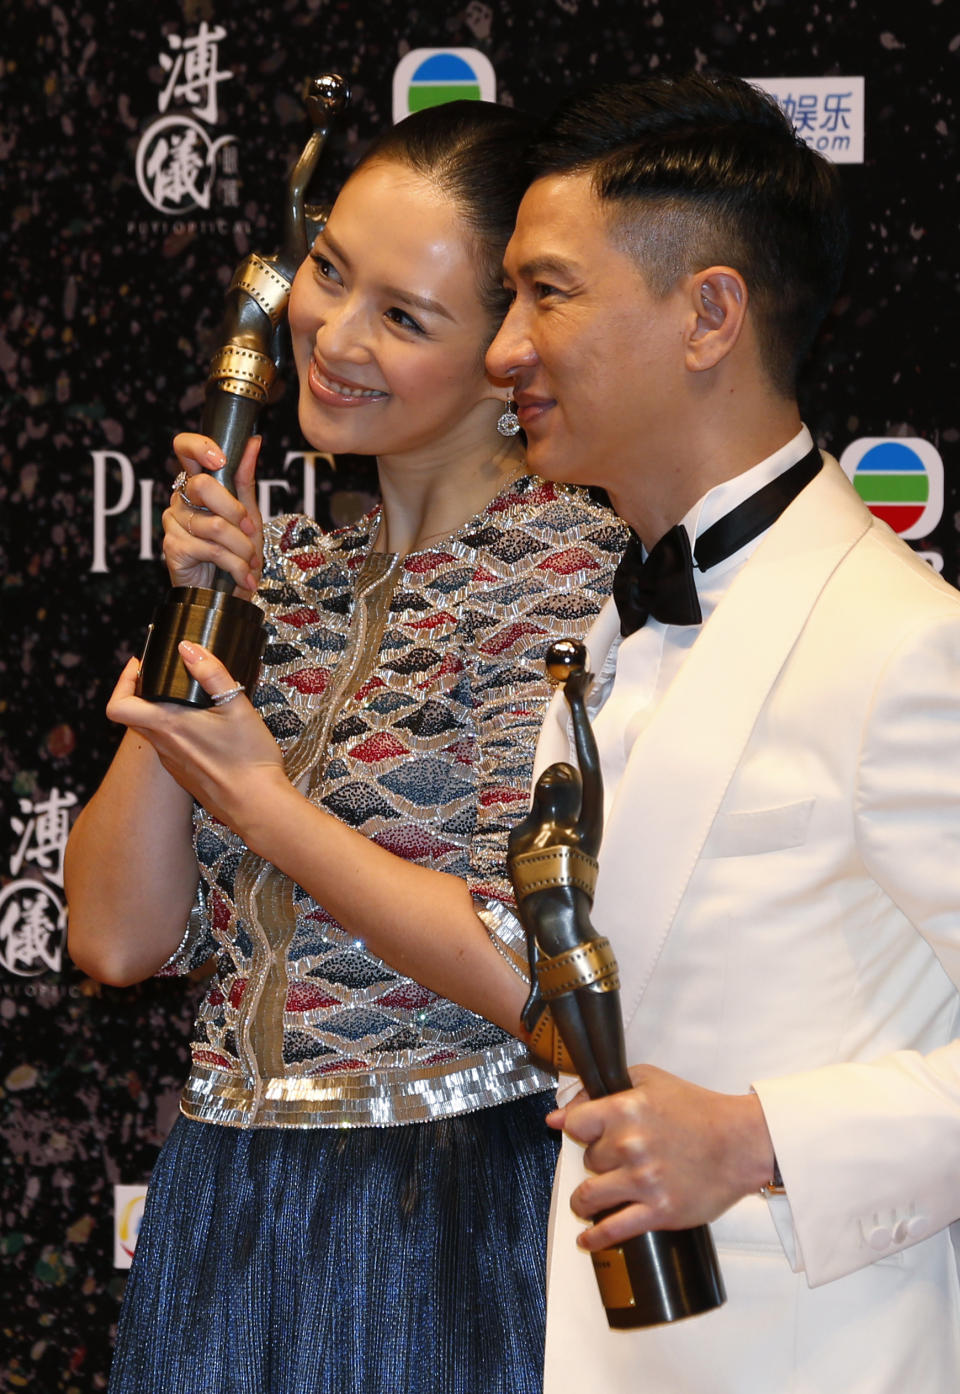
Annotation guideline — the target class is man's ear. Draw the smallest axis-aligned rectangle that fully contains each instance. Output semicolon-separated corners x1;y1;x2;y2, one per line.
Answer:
684;267;748;372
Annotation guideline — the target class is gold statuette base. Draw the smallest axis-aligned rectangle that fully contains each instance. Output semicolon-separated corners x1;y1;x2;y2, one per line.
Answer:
137;586;267;707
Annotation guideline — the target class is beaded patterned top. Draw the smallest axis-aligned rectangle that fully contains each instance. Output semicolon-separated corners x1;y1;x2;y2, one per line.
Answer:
164;473;627;1128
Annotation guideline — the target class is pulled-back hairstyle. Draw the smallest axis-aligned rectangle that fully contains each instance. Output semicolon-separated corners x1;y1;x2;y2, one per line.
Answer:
529;73;849;394
355;101;538;333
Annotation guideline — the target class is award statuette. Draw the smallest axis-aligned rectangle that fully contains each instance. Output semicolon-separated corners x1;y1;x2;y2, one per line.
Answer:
507;638;726;1329
137;74;350;707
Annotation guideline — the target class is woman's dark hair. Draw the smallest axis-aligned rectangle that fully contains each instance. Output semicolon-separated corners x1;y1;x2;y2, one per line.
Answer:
354;101;538;327
529;73;849;395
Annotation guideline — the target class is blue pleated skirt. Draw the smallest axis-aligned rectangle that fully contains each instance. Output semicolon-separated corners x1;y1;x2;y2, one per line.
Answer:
109;1092;559;1394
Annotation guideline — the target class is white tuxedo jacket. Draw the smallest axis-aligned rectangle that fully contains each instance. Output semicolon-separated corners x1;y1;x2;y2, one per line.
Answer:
535;460;960;1393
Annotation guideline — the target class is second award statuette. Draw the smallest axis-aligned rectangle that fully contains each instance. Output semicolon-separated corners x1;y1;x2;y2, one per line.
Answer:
507;638;726;1328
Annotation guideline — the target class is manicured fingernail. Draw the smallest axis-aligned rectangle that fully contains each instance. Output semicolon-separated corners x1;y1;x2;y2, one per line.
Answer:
179;640;200;661
245;573;258;593
204;446;226;467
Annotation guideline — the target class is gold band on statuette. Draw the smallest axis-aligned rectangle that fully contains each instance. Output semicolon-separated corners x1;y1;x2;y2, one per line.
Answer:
510;845;599;902
208;345;277;404
537;937;620;1000
229;253;293;326
528;1006;577;1073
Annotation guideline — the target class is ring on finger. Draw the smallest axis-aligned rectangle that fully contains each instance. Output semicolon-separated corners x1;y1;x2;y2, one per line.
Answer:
172;468;212;513
211;684;245;707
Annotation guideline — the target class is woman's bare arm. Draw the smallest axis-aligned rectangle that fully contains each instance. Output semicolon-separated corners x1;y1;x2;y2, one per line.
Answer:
64;724;200;984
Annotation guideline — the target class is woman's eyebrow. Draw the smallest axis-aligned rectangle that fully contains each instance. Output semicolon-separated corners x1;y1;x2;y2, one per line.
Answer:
318;228;453;320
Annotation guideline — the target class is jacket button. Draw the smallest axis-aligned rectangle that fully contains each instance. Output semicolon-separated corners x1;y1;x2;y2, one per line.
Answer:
905;1215;929;1240
866;1225;892;1250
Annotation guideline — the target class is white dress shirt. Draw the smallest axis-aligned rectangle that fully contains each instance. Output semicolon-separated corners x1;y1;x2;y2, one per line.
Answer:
590;425;815;829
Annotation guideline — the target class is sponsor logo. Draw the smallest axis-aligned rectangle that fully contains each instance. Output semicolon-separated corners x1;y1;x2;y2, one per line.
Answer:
392;49;496;123
750;77;865;163
114;1186;149;1268
136;115;236;216
0;882;66;977
88;449;334;572
839;437;944;540
134;22;239;217
1;789;75;978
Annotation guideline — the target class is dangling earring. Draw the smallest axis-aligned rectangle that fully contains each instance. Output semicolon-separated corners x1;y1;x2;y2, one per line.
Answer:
496;397;520;437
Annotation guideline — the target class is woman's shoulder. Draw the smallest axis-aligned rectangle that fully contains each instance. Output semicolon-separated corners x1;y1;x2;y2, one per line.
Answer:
494;473;624;529
262;508;378;574
480;474;628;574
444;476;624;655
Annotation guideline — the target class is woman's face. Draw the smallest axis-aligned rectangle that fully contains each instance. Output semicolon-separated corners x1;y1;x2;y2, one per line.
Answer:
289;160;501;460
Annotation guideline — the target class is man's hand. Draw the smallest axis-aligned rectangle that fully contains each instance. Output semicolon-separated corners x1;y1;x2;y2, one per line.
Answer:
548;1064;776;1249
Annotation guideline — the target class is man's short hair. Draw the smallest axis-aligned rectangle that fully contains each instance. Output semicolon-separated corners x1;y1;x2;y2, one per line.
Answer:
530;73;850;395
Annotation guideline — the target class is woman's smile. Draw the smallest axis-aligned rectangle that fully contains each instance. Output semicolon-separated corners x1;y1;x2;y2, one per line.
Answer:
307;356;389;406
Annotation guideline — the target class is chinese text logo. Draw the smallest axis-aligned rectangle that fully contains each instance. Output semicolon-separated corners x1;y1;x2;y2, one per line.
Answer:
0;789;76;976
135;23;238;215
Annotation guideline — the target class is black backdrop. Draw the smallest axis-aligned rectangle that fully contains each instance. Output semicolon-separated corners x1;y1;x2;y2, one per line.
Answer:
2;1;957;1386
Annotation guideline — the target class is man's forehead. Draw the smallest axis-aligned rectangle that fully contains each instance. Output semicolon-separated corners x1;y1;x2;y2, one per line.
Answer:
516;171;600;229
506;171;608;271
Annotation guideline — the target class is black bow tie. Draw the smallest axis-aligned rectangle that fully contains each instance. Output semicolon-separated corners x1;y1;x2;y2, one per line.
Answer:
612;445;822;637
613;524;702;634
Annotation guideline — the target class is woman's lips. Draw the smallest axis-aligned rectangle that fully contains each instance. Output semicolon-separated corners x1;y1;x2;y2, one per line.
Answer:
515;394;554;427
308;357;388;407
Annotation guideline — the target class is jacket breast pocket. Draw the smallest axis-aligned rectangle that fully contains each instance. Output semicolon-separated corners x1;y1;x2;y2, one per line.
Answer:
701;798;815;858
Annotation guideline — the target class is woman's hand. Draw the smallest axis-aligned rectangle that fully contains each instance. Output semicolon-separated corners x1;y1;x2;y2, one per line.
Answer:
162;434;264;597
107;641;288;836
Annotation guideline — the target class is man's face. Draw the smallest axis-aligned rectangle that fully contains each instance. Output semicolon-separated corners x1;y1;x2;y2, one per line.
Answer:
487;173;689;508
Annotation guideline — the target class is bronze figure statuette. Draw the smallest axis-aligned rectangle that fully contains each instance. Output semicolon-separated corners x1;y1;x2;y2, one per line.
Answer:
137;74;350;706
508;638;726;1328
